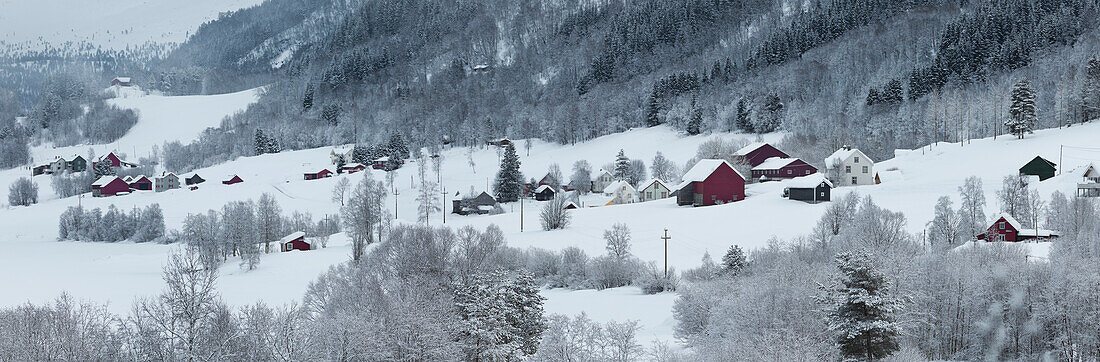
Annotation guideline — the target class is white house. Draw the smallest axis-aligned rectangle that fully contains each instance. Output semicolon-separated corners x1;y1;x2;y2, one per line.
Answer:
155;172;180;192
825;146;875;186
592;168;615;193
330;148;355;165
637;178;672;202
48;157;68;174
602;180;637;205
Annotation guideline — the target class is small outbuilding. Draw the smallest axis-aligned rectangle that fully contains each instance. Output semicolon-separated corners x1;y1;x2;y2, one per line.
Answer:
452;192;499;215
129;175;153;191
185;174;206;186
534;185;557;201
784;174;832;203
1019;156;1057;181
280;231;312;252
111;77;132;87
304;169;333;180
223;175;244;185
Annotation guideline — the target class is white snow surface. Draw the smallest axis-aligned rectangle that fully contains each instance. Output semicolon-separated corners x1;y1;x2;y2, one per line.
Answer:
2;88;1099;347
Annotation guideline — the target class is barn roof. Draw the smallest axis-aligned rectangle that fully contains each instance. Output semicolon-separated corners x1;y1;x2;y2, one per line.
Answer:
535;184;555;193
825;147;871;168
786;174;832;188
113;77;131;83
279;231;306;244
92;176;120;187
676;159;743;190
734;142;768;156
344;163;365;168
995;213;1024;231
752;157;800;170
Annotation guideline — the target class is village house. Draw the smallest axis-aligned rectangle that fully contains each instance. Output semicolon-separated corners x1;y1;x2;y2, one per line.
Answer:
825;146;874;186
111;77;132;87
675;159;746;207
976;214;1060;242
93;152;138;170
1019;156;1057;181
751;157;817;181
734;142;790;167
330;148;355;165
92;176;130;197
452;192;499;215
784;174;832;203
1077;163;1100;197
48;157;68;174
155;172;180;192
304;169;333;180
129;175;153;191
184;174;206;186
603;180;638;205
534;185;557;201
637;179;672;202
341;163;366;173
280;231;312;252
591;169;615;193
67;155;87;172
223;175;244;185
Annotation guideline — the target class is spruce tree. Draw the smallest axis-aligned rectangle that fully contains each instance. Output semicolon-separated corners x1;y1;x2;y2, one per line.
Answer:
823;251;900;361
1082;56;1100;122
687;106;703;135
645;90;661;127
735;98;752;132
302;83;314;111
494;143;523;202
321;103;340;126
613;149;630;180
721;245;746;276
388;132;409;161
254;129;268;155
1007;78;1037;138
93;158;115;177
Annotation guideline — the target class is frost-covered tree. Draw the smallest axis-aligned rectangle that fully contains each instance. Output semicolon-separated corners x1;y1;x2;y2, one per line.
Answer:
133;250;221;360
627;159;646;186
735;98;752;132
93;158;115;177
454;270;546;360
650;152;678;183
540;195;572;230
255;193;282;253
302;83;314;111
929;196;962;246
342;174;384;261
8;177;38;206
822;251;899;361
1007;78;1037;138
604;223;632;260
133;204;166;243
755;93;783;133
569;160;592;194
546;163;563;190
613;150;630;180
1083;56;1100;122
330;177;350;206
720;244;746;276
957;176;986;238
997;175;1031;222
417;179;440;225
493;143;523;202
645;90;661;127
320;103;340;126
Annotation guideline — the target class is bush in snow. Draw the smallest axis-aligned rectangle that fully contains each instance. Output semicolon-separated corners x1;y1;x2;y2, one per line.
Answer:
7;177;38;206
635;261;678;294
539;195;572;230
530;313;643;362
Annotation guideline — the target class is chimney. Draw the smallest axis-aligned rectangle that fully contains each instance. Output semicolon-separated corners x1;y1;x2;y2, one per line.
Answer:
843;145;851;151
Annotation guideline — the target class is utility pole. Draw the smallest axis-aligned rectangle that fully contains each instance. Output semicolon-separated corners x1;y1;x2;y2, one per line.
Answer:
441;185;447;224
393;186;399;220
661;229;672;277
1059;145;1063;175
520;194;524;232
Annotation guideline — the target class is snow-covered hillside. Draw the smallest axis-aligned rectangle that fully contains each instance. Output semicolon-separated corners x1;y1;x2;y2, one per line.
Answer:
0;0;265;52
2;91;1098;345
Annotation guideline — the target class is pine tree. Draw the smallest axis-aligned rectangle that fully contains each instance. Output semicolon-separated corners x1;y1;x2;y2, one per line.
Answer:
388;132;409;162
1082;56;1100;122
302;83;314;111
613;150;630;180
494;143;523;202
735;98;752;133
1007;78;1037;138
687;106;702;135
756;93;784;133
645;90;661;127
823;251;900;361
321;103;340;126
254;129;268;155
720;245;746;276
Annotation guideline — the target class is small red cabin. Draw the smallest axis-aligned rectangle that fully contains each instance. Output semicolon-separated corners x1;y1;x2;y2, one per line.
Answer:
976;214;1060;242
222;175;244;185
128;176;153;191
751;158;818;181
280;231;312;252
342;163;366;174
92;176;131;197
735;143;790;167
304;169;333;180
675;159;746;206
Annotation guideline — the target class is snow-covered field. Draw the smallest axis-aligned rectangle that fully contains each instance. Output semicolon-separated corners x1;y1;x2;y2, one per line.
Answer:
0;0;265;52
2;87;1099;345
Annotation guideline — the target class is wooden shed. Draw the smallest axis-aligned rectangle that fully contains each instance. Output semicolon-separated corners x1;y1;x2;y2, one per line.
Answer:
1019;156;1056;181
280;231;312;252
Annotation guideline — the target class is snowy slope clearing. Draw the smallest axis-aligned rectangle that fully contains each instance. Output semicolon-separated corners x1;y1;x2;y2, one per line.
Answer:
2;119;1099;346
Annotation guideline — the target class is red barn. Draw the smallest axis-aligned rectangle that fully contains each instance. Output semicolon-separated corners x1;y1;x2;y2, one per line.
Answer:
223;175;244;185
110;77;132;87
128;175;153;190
977;214;1060;242
735;143;790;167
304;169;333;180
280;231;312;252
95;152;123;168
751;157;818;181
341;163;366;173
675;159;745;206
92;176;130;197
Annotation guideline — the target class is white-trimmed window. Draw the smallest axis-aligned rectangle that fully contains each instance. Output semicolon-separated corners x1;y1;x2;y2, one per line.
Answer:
862;166;869;173
845;166;851;173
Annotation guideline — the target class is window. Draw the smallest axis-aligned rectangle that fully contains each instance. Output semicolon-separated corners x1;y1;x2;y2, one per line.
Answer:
660;191;667;198
851;177;857;185
999;221;1005;230
787;170;792;175
854;156;859;163
862;166;868;173
646;191;652;199
845;166;851;173
805;170;811;174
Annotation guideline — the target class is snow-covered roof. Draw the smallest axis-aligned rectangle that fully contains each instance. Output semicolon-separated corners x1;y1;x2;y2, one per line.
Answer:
603;180;634;194
995;213;1024;231
159;172;177;178
786;173;832;188
734;142;768;156
1083;163;1099;178
344;163;365;168
279;231;306;244
373;156;390;162
535;184;555;193
752;157;799;170
563;201;579;209
131;175;149;181
1018;228;1060;238
122;176;133;182
638;178;669;191
113;77;131;83
675;159;743;190
92;176;119;187
825;147;871;168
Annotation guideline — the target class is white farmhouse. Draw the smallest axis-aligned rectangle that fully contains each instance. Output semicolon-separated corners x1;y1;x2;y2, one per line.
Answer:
637;178;672;202
825;146;875;186
602;180;637;205
591;168;615;193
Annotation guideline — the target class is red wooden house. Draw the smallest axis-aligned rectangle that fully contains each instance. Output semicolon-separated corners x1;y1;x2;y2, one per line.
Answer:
341;163;366;173
92;176;130;197
735;143;790;167
304;169;333;180
751;157;818;181
976;214;1060;242
674;159;745;206
280;231;312;252
111;77;132;87
128;175;153;191
222;175;244;185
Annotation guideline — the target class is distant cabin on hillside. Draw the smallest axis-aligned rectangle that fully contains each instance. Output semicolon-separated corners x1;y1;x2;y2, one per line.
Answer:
185;174;206;186
452;192;499;215
111;77;132;87
341;163;366;174
534;185;557;201
222;175;244;185
784;174;832;203
129;175;153;191
734;143;790;167
751;157;817;181
280;231;312;252
156;172;180;192
637;179;672;202
92;176;130;197
93;152;137;169
1019;156;1057;181
304;169;333;180
675;159;745;207
825;146;874;186
976;214;1060;242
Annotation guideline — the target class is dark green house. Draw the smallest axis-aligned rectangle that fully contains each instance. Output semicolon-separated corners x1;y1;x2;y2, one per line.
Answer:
1019;156;1057;181
68;155;87;172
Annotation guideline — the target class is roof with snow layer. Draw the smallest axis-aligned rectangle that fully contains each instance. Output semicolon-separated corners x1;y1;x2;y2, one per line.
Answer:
676;159;743;191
